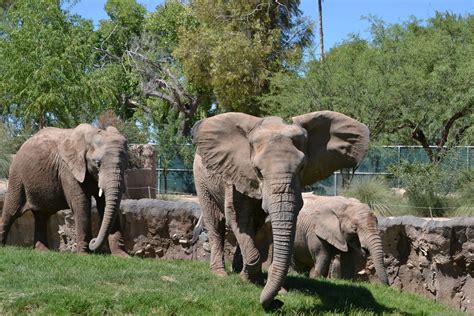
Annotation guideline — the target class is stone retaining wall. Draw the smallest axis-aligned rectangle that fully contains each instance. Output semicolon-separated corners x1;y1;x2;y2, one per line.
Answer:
375;216;473;314
1;192;472;314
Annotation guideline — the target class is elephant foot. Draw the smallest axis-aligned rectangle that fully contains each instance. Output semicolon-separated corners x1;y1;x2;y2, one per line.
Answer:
309;268;322;279
76;240;90;254
108;232;129;257
111;248;130;258
34;241;49;251
239;270;264;286
211;268;228;277
263;299;284;311
278;287;288;295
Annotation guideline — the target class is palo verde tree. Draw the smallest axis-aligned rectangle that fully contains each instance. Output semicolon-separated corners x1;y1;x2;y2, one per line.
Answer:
0;0;104;129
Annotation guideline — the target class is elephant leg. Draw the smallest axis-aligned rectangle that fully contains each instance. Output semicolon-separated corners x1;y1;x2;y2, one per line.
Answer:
0;177;26;245
227;186;263;285
340;251;356;280
331;255;342;278
95;195;128;257
198;192;227;276
71;195;92;254
33;212;51;251
309;239;332;279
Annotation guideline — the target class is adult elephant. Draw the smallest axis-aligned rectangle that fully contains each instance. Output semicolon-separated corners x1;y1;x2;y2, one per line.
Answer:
0;124;128;256
192;111;370;309
292;194;388;284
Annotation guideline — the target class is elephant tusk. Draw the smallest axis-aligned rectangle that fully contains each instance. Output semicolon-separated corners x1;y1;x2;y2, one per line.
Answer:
179;238;189;245
99;188;103;197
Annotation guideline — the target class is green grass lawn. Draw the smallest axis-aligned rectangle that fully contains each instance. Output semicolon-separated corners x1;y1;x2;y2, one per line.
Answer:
0;247;462;315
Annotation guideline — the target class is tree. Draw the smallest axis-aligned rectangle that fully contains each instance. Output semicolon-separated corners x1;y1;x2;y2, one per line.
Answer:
152;109;194;193
174;0;313;114
93;0;147;120
125;1;207;136
0;0;105;129
262;13;473;163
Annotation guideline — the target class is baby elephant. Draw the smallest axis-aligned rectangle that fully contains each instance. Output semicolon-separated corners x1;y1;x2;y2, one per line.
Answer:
293;194;388;284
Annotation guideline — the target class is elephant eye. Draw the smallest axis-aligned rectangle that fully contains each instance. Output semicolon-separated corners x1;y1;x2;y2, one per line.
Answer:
95;159;101;168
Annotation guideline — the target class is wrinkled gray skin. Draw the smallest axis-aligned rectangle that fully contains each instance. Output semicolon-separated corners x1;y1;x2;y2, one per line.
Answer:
0;124;128;256
293;194;388;284
192;111;370;309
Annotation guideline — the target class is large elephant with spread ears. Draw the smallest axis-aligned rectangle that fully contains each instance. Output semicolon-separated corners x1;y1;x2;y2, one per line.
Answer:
192;111;370;309
0;124;128;256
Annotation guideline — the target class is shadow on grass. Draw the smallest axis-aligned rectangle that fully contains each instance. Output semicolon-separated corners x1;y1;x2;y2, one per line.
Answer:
284;275;398;315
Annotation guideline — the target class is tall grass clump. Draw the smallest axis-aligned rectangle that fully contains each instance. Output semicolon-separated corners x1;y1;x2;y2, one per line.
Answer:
447;170;474;217
343;177;405;216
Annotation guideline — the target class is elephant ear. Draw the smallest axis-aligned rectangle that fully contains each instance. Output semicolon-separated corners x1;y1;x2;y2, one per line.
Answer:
313;209;348;252
192;112;263;199
293;111;370;186
58;125;90;183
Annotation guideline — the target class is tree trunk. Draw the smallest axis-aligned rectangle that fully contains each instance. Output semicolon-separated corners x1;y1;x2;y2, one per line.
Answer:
318;0;324;63
163;167;168;194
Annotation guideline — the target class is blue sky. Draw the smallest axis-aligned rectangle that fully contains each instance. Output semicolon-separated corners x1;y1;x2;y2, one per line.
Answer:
68;0;473;51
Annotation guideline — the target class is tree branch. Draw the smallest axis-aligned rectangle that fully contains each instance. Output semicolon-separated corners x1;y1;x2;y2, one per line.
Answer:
436;102;473;149
144;90;177;106
411;126;434;162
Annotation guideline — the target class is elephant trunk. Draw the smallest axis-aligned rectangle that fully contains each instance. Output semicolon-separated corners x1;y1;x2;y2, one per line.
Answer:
89;163;124;251
359;213;388;284
260;180;301;309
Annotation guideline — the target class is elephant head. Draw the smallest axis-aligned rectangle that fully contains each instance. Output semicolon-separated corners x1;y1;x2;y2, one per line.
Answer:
58;124;128;251
193;111;370;307
312;196;388;284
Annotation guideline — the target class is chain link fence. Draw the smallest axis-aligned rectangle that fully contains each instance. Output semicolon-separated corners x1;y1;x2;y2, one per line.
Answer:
155;146;473;196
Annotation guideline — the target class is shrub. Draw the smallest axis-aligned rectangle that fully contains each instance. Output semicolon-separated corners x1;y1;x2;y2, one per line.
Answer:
390;148;471;217
342;177;405;216
447;170;474;217
0;124;13;178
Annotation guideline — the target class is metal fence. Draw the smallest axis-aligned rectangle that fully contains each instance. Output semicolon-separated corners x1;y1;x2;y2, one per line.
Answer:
156;146;473;196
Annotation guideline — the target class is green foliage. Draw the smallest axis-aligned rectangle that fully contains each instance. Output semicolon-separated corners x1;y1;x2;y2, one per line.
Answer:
447;170;474;217
144;0;198;53
154;108;194;170
128;2;207;136
0;0;107;128
100;0;145;56
94;0;147;120
0;247;459;315
389;148;472;217
262;13;473;151
342;177;405;217
0;123;13;177
174;0;312;114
